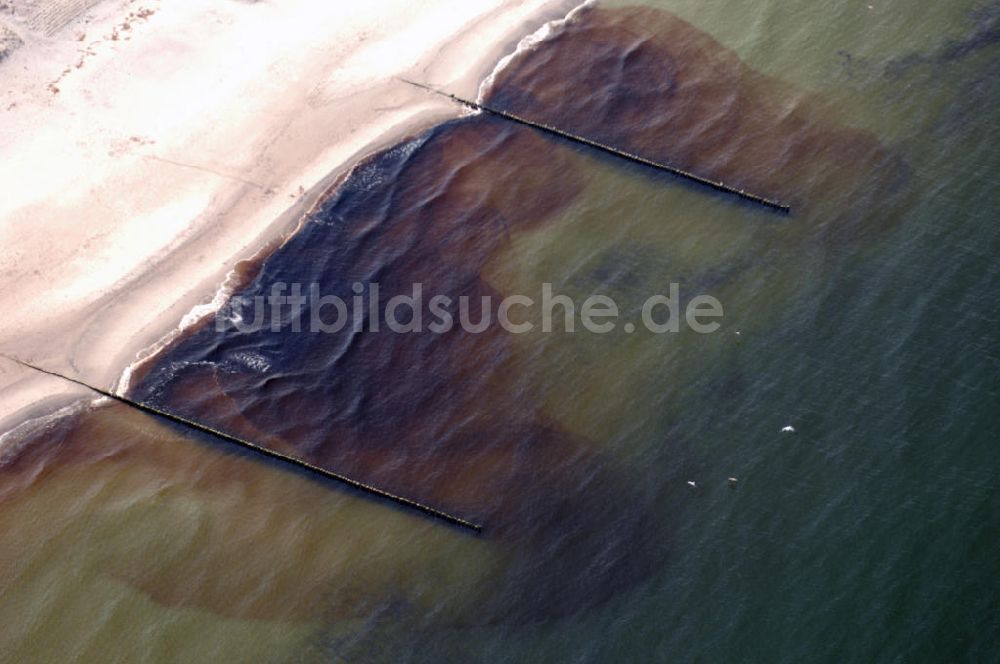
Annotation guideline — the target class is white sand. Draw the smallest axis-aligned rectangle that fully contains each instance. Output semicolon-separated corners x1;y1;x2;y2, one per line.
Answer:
0;0;579;436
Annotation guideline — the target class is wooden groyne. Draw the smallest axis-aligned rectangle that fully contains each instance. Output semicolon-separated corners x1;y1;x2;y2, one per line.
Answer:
402;79;792;214
4;355;483;534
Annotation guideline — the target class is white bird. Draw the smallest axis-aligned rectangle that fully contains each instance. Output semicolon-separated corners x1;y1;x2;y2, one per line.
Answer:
727;477;739;485
781;425;796;433
687;481;697;488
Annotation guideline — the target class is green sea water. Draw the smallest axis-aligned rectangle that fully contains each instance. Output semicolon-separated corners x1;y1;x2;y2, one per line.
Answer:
1;1;997;661
465;0;1000;660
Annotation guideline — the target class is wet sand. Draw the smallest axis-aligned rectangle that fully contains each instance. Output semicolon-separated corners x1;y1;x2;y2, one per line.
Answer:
0;0;580;437
1;0;919;652
116;2;907;627
0;1;994;661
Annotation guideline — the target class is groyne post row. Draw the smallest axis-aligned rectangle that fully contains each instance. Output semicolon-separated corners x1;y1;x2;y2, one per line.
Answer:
402;79;792;214
4;356;483;534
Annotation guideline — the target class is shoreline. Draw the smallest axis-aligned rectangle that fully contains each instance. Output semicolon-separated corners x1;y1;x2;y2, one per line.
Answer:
0;0;583;441
120;0;596;396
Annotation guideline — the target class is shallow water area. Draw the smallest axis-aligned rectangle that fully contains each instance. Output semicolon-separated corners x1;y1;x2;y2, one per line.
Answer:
1;0;997;661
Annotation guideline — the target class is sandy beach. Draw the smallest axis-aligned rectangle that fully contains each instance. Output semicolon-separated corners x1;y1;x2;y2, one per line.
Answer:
0;0;579;437
0;0;995;657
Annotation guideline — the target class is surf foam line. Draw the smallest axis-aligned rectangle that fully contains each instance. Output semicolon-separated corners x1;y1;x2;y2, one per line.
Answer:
404;78;792;214
476;0;595;105
2;354;484;535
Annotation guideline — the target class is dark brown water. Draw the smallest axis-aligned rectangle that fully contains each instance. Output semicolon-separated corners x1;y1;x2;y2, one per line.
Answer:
2;3;997;661
125;2;906;621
